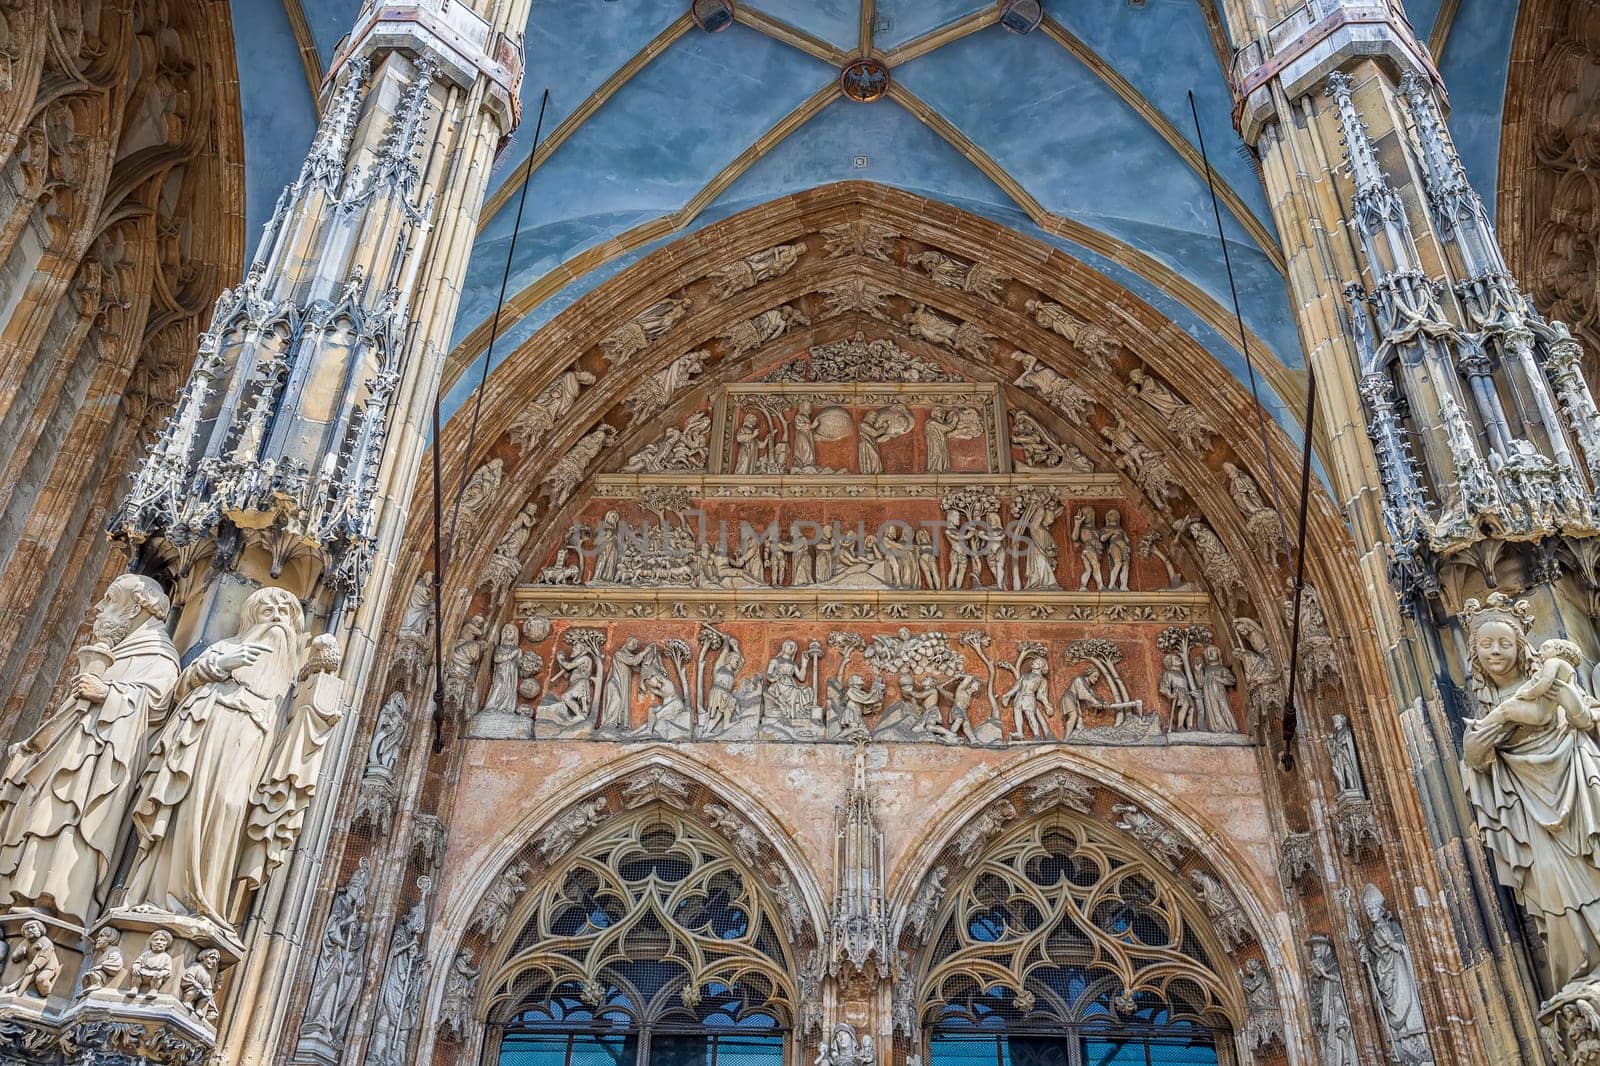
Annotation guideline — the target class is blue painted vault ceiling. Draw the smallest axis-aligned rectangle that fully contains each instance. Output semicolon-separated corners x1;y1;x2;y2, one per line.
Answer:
235;0;1525;429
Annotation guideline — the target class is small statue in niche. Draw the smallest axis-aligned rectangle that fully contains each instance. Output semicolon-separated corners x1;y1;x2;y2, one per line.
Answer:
180;947;221;1022
1001;653;1054;741
1071;507;1104;591
80;927;124;992
478;624;523;718
1328;714;1366;798
1159;653;1198;731
1;919;60;997
1357;884;1435;1065
130;929;174;997
816;1022;875;1066
1193;644;1238;733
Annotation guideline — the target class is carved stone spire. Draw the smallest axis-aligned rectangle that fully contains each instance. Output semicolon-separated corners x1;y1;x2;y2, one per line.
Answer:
825;741;890;981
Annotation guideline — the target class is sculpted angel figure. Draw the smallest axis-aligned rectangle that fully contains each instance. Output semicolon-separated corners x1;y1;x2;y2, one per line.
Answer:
0;574;179;924
123;587;317;927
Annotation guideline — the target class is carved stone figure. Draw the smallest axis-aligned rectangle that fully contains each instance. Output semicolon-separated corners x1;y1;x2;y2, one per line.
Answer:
1024;299;1117;367
704;803;763;866
1240;957;1284;1051
625;350;706;423
1025;771;1095;814
710;242;805;298
723;305;808;357
952;801;1016;868
1101;509;1131;590
621;766;693;809
1193;645;1238;732
444;615;489;714
0;919;59;998
1127;368;1214;452
890;864;943;955
820;221;898;261
1174;517;1243;607
543;426;617;506
511;368;596;450
1014;488;1063;591
1222;461;1285;567
625;410;712;473
1231;617;1285;727
1070;507;1104;591
1159;653;1198;731
1100;418;1180;506
180;948;221;1022
368;887;429;1066
454;458;503;540
123;587;314;927
1191;871;1250;950
130;929;174;997
600;296;692;363
905;304;990;359
364;693;409;784
482;501;539;600
300;859;372;1049
473;860;529;941
539;797;609;861
763;639;820;723
79;927;124;993
479;624;524;718
1001;656;1053;741
1011;411;1092;472
1358;884;1435;1064
1013;352;1094;422
910;250;1007;303
1112;804;1186;866
816;1022;876;1066
598;636;650;731
537;630;602;731
0;575;178;924
1282;581;1340;693
1459;594;1600;993
439;949;479;1042
396;572;433;643
1308;935;1360;1066
1328;714;1366;798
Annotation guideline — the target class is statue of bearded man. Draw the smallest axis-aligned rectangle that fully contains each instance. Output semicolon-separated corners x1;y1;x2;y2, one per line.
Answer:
125;586;309;928
0;574;179;925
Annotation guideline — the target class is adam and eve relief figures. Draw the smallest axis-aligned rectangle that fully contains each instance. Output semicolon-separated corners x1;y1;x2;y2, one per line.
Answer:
509;622;1243;749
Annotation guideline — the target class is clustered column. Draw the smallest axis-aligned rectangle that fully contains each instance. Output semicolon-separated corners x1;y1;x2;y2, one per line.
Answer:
1224;1;1600;1063
0;3;525;1063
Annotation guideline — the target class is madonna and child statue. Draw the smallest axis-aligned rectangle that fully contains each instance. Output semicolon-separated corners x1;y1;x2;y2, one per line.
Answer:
1458;593;1600;1045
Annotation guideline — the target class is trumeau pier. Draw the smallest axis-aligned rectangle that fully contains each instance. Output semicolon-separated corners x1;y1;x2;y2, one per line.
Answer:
0;2;1595;1065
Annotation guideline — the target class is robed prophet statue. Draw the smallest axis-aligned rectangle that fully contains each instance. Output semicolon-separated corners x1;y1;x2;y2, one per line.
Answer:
124;586;341;929
0;575;179;924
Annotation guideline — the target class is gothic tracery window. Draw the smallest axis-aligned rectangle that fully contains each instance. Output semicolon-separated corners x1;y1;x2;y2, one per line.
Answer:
913;818;1237;1066
484;809;800;1066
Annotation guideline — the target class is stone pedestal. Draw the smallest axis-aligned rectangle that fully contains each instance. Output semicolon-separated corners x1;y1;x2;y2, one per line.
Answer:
464;707;533;739
59;907;244;1065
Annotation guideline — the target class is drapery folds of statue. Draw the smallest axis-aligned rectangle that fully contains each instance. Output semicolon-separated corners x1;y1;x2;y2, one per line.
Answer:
0;575;178;925
1461;593;1600;991
124;586;339;929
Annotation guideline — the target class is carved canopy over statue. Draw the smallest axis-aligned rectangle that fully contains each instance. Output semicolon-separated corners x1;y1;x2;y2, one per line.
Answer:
1460;592;1600;992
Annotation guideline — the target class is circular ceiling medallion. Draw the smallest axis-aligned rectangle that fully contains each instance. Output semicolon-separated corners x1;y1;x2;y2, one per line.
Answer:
691;0;735;33
840;58;890;102
999;0;1044;35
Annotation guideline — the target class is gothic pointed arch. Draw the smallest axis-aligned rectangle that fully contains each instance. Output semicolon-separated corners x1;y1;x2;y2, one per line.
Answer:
415;757;827;1066
310;183;1461;1066
887;757;1294;1065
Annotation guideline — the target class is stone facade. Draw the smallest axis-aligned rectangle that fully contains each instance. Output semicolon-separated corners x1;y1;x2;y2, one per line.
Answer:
0;3;1594;1066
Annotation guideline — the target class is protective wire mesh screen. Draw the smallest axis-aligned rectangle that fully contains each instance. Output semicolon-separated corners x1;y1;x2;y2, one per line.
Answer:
914;819;1233;1066
490;810;794;1066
